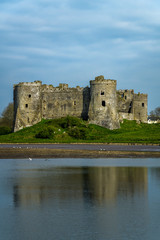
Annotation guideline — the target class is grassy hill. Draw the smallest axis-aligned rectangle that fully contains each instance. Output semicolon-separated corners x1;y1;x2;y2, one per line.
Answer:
0;116;160;144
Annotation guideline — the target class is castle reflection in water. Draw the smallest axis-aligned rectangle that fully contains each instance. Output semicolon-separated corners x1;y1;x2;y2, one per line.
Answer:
13;166;148;207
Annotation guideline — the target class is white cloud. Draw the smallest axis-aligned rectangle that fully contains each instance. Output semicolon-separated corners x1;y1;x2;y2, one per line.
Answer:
0;0;160;113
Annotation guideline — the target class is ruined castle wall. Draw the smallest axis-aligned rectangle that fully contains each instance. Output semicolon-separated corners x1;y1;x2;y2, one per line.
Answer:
133;93;148;122
14;81;42;132
117;89;134;114
89;76;120;129
117;90;148;123
119;113;134;122
41;84;90;120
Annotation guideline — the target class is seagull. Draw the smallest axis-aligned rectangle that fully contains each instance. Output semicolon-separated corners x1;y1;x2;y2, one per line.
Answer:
29;158;32;161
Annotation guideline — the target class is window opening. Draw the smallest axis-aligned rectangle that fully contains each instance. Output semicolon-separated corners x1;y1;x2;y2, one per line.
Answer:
29;94;31;98
25;104;28;108
142;103;144;107
125;96;127;100
48;103;52;109
128;101;132;113
102;101;106;107
74;101;76;105
101;91;104;95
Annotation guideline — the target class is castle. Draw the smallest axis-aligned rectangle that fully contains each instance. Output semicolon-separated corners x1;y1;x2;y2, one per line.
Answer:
13;75;148;132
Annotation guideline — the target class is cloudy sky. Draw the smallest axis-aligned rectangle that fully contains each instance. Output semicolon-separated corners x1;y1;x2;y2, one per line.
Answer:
0;0;160;114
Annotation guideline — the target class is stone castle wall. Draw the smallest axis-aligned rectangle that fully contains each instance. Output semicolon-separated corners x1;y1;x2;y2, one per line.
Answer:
13;75;148;131
117;89;148;123
41;84;90;120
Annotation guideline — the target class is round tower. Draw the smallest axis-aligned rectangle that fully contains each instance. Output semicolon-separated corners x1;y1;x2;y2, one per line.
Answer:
14;81;42;132
89;75;120;129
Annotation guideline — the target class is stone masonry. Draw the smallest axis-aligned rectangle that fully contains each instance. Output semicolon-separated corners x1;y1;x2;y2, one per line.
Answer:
13;75;148;132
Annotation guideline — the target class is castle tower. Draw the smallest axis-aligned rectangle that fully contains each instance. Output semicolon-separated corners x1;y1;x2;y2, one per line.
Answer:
14;81;42;132
133;93;148;123
89;75;120;129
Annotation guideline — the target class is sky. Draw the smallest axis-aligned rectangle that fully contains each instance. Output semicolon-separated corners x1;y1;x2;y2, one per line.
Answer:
0;0;160;114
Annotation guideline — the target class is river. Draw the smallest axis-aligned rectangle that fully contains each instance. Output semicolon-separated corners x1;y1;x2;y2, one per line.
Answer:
0;158;160;240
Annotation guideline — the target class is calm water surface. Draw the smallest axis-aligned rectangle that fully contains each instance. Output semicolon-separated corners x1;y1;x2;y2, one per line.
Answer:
1;158;160;240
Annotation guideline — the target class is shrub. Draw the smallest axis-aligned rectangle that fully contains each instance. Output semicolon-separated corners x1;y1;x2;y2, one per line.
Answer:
59;116;84;129
35;127;55;139
0;126;12;135
68;127;87;139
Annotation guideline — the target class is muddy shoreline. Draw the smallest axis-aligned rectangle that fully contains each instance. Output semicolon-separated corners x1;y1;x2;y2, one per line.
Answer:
1;148;160;158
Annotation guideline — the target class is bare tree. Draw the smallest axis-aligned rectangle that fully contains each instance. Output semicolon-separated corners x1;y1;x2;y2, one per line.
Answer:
150;106;160;120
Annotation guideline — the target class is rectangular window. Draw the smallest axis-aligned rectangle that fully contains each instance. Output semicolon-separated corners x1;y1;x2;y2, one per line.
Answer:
25;104;28;108
102;101;106;107
142;103;144;107
48;103;52;109
74;101;76;105
101;91;104;95
29;94;31;98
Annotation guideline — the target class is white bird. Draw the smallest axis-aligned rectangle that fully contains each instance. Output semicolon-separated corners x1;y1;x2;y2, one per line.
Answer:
29;158;32;161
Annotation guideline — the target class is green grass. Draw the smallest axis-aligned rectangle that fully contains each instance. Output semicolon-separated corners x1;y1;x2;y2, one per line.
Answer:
0;116;160;144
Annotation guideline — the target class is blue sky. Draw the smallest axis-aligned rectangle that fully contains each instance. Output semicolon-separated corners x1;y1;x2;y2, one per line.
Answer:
0;0;160;114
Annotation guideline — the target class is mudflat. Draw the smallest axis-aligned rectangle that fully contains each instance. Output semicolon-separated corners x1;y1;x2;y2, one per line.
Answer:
0;143;160;158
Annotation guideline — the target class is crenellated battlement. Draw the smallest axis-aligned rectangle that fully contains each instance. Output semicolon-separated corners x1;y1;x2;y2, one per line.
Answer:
90;75;116;85
134;93;148;100
118;89;134;94
14;80;42;88
41;83;84;92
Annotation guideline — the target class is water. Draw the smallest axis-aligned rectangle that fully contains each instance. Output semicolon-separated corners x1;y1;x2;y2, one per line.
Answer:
1;158;160;240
